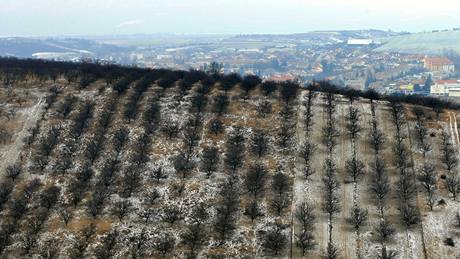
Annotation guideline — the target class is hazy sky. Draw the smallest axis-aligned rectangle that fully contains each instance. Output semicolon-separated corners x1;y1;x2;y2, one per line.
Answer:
2;0;460;36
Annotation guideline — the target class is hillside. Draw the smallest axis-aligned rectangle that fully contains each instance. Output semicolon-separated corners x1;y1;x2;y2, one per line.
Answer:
375;30;460;54
0;37;126;59
0;59;460;258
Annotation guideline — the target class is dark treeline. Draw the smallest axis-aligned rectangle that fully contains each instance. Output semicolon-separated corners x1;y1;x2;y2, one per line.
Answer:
0;57;458;112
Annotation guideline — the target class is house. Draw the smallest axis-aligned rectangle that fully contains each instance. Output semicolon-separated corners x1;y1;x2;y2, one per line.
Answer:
424;57;455;73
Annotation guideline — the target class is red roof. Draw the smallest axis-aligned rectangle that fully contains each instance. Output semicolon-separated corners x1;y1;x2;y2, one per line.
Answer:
425;57;454;66
436;79;459;85
268;74;296;82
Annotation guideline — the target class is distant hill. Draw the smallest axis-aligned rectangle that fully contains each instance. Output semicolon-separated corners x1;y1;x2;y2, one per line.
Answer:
228;29;406;44
0;37;126;58
375;30;460;54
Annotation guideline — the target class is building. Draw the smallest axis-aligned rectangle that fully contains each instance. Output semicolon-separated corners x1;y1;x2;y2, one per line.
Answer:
448;88;460;97
430;79;460;97
267;74;296;82
424;57;455;73
430;84;447;96
346;79;366;90
347;39;374;46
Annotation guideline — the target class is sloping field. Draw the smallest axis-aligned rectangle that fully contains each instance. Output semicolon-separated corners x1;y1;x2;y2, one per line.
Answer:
375;30;460;54
0;63;459;258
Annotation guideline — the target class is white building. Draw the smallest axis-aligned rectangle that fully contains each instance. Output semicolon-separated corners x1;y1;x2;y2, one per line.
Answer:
430;79;460;97
347;39;374;46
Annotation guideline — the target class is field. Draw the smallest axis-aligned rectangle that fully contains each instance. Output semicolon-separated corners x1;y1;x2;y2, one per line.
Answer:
375;30;460;54
0;61;460;258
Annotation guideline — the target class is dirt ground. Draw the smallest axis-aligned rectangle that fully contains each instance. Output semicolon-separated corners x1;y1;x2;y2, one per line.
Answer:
0;88;45;175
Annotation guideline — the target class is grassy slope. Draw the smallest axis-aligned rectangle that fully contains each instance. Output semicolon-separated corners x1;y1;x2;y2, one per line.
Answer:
375;31;460;54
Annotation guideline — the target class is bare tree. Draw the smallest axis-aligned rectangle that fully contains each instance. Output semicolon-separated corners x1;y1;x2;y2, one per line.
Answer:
112;127;129;154
172;152;194;179
0;181;13;210
38;237;59;259
272;171;289;196
86;191;107;218
191;92;207;113
378;247;398;259
244;200;264;223
128;229;149;259
271;194;289;216
182;126;201;155
256;99;272;118
181;224;207;257
211;93;230;115
190;203;209;225
214;177;239;243
322;121;338;155
296;200;317;255
161;120;180;139
414;120;431;157
454;212;460;229
303;90;316;133
261;222;288;256
94;229;119;259
162;205;183;225
277;121;295;149
39;185;61;210
369;159;390;216
68;223;96;259
322;158;340;252
5;164;21;182
374;218;395;256
224;144;244;173
446;175;460;200
261;80;277;96
417;162;437;210
400;204;420;227
345;154;365;184
144;189;161;205
121;165;142;197
153;232;175;257
59;205;72;226
110;200;132;221
299;140;316;179
296;230;316;256
370;122;385;155
244;163;268;199
208;118;223;135
280;80;299;105
241;75;261;98
200;146;220;178
441;129;458;173
348;205;368;234
295;201;316;231
151;166;167;183
326;242;339;259
137;202;154;219
250;129;269;157
346;106;361;141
